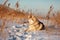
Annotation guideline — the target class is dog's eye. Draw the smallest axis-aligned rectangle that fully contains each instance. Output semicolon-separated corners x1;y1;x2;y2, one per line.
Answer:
29;15;32;18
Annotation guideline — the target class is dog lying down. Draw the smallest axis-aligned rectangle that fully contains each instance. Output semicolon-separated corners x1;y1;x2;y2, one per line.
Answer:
25;14;45;32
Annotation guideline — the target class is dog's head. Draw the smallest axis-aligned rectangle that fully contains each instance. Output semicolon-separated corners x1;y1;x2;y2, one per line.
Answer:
28;14;38;24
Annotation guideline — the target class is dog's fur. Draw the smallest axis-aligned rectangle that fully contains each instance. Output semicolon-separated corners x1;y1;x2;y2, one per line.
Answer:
25;14;45;32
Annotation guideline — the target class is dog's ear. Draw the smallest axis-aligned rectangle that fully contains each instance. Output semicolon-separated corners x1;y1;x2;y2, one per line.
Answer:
28;13;32;18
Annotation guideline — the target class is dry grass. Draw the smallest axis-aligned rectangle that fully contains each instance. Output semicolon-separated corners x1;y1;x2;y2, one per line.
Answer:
53;11;60;24
0;0;27;32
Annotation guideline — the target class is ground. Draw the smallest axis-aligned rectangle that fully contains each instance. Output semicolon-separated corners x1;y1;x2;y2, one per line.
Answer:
0;19;60;40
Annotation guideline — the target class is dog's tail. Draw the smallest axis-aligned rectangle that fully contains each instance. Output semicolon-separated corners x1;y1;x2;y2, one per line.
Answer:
39;21;45;30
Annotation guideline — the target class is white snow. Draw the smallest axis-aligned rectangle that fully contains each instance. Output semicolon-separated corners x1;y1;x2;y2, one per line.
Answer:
0;19;60;40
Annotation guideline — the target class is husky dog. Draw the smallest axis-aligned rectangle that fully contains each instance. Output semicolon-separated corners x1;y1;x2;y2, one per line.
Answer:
25;14;45;32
